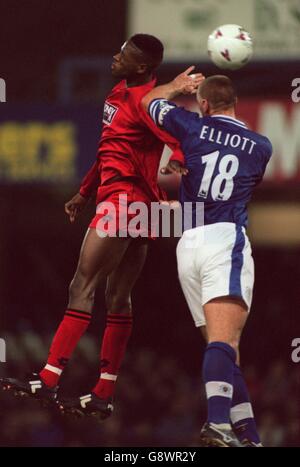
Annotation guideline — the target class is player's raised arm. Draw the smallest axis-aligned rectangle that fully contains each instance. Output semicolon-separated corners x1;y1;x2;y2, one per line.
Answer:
141;67;204;139
141;66;204;111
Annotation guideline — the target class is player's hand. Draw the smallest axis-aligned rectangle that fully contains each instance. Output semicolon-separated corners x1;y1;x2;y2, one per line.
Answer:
160;160;189;176
159;200;181;208
172;66;205;95
65;192;89;223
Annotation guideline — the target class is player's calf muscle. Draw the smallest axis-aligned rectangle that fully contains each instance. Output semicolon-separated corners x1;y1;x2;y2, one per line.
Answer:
204;302;247;349
68;275;97;312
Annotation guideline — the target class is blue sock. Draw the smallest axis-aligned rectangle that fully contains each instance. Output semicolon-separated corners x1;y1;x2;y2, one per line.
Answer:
202;341;236;425
231;364;261;444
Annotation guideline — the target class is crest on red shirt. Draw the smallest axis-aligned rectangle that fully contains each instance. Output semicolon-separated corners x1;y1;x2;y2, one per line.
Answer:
103;102;119;125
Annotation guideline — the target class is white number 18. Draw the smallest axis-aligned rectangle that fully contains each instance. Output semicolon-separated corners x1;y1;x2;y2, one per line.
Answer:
197;150;239;201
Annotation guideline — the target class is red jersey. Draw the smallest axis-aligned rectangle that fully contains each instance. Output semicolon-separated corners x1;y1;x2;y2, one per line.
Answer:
80;78;183;203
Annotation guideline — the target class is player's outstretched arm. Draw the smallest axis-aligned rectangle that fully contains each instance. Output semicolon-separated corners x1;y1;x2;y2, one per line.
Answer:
141;66;204;111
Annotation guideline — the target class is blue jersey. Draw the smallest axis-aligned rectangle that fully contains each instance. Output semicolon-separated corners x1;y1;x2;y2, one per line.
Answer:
149;99;272;228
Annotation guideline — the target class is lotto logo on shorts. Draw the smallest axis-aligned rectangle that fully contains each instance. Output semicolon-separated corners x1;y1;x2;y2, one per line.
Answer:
103;102;118;125
0;79;6;102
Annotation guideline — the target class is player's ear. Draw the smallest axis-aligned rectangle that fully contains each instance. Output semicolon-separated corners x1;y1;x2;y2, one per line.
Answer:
137;63;148;74
202;99;209;114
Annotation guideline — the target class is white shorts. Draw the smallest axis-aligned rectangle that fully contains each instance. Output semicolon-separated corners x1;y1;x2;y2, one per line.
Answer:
176;222;254;327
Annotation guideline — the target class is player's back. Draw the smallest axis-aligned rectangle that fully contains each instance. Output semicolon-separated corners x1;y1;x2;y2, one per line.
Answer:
178;113;272;228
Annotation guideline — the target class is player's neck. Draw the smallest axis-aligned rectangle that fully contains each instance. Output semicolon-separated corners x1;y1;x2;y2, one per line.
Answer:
126;73;153;88
210;109;236;119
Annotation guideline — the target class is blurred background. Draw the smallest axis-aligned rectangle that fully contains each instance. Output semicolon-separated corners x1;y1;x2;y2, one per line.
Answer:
0;0;300;447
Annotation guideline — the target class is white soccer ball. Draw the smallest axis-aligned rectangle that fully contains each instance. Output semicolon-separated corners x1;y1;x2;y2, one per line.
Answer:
207;24;253;70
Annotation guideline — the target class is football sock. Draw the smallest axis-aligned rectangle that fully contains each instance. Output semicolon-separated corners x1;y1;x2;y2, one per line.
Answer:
231;364;261;444
92;313;133;400
203;341;236;425
39;309;91;387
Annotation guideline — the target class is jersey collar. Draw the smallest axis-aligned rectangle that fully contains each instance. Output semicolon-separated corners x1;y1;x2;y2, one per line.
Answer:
118;77;157;90
211;114;247;129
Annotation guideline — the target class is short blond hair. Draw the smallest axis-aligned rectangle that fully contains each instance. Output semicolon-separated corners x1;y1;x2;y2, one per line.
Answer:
197;75;237;111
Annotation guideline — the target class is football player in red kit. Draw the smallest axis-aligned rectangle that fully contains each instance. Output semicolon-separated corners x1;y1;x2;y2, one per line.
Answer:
0;35;201;418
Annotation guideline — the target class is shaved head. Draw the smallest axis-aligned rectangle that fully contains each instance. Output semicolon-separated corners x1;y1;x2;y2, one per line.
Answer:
197;75;237;113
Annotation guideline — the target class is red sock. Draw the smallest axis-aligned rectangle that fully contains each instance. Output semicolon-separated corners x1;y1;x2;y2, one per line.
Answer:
92;313;133;399
39;309;91;387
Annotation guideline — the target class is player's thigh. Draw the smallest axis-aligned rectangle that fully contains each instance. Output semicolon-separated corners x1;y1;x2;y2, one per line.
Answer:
176;237;206;327
75;228;132;282
201;225;254;319
203;297;248;351
105;238;149;310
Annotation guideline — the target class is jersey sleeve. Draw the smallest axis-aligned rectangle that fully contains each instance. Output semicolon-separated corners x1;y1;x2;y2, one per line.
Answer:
253;137;273;184
148;98;193;140
79;160;100;198
264;138;273;163
138;101;185;161
259;137;273;176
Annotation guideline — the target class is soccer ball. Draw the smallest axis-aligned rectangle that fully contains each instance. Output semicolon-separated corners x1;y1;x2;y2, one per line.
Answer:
207;24;253;70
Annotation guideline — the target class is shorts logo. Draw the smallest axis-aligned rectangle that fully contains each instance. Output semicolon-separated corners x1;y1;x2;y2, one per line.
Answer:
103;102;118;125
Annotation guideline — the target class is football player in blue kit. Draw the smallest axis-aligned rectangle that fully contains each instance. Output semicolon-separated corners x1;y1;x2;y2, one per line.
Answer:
142;69;272;447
